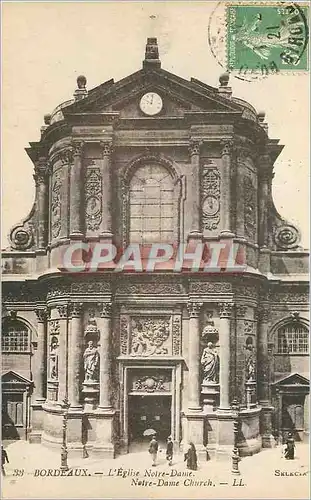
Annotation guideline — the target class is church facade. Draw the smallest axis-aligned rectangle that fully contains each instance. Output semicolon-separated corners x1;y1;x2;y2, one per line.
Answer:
2;39;309;459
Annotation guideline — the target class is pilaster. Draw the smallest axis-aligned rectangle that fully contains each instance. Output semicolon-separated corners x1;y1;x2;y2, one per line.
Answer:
234;151;245;239
258;156;274;247
235;304;247;405
218;302;234;410
92;302;116;458
33;308;48;402
220;140;235;238
68;303;84;409
183;303;206;460
99;142;113;241
56;304;69;404
29;308;47;443
70;141;84;238
33;157;49;249
187;301;203;410
188;140;202;240
98;302;113;409
257;307;270;405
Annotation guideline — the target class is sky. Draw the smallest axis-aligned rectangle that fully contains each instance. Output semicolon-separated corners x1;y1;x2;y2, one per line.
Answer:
2;1;309;248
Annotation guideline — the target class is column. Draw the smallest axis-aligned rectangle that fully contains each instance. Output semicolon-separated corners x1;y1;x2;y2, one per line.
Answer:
218;302;234;409
34;308;47;402
56;304;69;404
99;142;113;240
33;157;49;249
188;140;202;239
235;154;245;238
257;307;270;404
258;155;273;247
235;304;247;405
187;302;203;410
68;303;84;409
70;141;84;237
98;302;112;409
220;140;235;237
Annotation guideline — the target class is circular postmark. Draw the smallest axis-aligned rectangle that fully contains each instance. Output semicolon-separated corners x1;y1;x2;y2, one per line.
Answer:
208;1;309;82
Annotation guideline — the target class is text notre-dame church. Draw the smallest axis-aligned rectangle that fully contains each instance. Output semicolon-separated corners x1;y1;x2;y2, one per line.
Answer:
2;39;309;459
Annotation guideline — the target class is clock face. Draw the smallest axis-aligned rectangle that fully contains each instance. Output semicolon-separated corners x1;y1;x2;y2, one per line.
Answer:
203;196;220;217
139;92;163;116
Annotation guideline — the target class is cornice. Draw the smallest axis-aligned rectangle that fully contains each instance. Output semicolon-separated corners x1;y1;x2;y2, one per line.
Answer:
65;112;120;126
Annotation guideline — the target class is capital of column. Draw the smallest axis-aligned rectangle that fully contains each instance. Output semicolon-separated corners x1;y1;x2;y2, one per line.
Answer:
258;165;274;182
99;302;112;318
188;140;202;157
56;304;69;319
235;304;247;319
72;140;84;157
187;302;203;318
35;308;48;323
256;307;270;323
70;302;84;318
33;157;49;186
220;139;234;157
218;302;234;319
59;147;73;166
100;141;113;158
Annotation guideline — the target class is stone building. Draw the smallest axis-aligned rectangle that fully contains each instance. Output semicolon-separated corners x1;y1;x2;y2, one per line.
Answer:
2;39;309;459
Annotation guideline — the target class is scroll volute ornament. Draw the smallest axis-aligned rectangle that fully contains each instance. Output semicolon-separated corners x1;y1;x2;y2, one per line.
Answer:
9;222;34;251
274;224;301;250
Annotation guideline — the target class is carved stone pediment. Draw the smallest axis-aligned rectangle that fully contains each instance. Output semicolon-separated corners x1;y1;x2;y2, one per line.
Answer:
272;372;309;388
63;68;242;119
2;370;32;387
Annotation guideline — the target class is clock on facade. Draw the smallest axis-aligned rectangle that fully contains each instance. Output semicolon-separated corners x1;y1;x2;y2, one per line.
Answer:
202;196;220;217
139;92;163;116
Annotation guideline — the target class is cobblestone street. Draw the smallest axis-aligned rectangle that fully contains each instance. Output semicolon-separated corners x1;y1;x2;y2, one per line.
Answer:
2;440;309;499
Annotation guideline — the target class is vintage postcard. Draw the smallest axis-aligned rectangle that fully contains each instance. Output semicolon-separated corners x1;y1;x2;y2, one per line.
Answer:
1;1;309;499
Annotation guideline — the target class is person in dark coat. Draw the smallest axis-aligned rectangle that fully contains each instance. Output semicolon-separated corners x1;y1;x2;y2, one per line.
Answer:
1;446;9;476
148;435;159;466
284;432;295;460
184;442;197;470
166;436;173;466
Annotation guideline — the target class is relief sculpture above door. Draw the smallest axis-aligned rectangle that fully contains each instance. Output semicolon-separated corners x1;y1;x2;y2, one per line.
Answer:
130;317;171;356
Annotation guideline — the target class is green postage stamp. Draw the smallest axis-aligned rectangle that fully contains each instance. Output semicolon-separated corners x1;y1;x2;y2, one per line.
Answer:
227;3;309;72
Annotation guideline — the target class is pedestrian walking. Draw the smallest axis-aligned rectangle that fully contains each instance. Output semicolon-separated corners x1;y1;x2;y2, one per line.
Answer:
184;442;197;470
1;446;9;476
166;436;173;466
148;434;158;467
284;432;295;460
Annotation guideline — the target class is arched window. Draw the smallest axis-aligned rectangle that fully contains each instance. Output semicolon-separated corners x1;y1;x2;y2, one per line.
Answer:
2;319;30;352
277;322;309;354
129;164;176;244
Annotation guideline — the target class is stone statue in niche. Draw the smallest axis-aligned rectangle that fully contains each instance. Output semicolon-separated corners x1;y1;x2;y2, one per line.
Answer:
49;336;59;380
245;336;256;382
201;342;220;384
83;340;100;382
246;356;256;382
